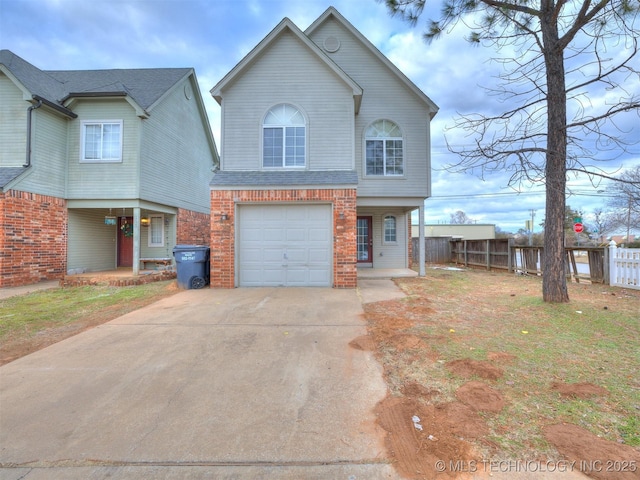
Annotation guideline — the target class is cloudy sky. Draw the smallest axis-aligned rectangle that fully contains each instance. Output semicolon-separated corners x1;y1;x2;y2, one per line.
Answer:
1;0;638;233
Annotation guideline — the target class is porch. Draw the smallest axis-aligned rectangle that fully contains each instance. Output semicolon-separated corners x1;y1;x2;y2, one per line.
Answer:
356;267;418;279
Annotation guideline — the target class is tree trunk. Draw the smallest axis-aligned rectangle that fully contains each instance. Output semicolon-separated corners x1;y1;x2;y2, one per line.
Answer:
541;0;570;302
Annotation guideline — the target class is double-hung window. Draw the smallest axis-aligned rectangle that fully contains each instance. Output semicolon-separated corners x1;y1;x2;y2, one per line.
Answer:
383;215;397;243
81;120;123;162
365;120;403;176
263;104;305;168
148;215;164;247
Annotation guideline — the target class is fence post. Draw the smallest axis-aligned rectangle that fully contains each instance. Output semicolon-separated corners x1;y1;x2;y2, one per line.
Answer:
608;240;617;286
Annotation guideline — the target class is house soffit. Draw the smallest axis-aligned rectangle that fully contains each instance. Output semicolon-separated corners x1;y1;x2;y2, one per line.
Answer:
210;17;363;112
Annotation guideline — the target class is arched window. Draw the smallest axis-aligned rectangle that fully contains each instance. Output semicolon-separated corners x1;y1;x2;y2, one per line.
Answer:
383;215;397;243
263;104;306;168
365;119;403;176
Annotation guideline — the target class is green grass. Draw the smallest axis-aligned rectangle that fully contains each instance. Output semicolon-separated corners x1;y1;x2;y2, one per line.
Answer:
377;269;640;459
0;281;176;341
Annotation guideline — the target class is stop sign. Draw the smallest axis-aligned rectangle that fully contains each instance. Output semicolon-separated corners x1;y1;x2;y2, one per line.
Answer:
574;223;584;233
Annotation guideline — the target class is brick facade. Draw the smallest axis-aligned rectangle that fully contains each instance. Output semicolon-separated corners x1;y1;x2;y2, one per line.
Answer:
176;208;210;246
210;188;357;288
0;190;67;287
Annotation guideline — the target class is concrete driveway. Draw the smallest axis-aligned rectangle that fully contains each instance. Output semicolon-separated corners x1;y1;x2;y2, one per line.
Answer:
0;287;398;479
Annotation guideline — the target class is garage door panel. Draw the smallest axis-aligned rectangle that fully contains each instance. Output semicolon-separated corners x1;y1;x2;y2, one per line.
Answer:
264;228;285;241
239;204;332;287
263;248;285;262
308;268;331;285
308;248;330;262
286;229;306;242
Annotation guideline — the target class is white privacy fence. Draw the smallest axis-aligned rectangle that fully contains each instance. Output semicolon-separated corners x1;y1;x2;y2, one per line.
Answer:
608;241;640;290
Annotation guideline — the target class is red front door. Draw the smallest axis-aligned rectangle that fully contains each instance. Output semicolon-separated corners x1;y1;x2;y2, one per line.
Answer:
117;216;133;267
357;216;372;263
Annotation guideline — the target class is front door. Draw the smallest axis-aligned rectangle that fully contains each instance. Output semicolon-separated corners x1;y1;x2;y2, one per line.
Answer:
357;216;372;263
117;216;133;267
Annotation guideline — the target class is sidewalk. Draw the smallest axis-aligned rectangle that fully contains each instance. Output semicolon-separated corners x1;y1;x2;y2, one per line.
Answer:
0;281;59;300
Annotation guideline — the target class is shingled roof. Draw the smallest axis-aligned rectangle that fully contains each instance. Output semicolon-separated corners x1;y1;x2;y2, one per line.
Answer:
0;49;192;114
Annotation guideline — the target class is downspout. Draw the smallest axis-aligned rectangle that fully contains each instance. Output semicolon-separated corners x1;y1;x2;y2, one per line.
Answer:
24;98;43;168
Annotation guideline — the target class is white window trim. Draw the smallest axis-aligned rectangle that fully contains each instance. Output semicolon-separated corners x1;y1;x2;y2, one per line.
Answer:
148;214;165;247
80;120;123;163
262;104;307;169
364;119;405;177
382;214;398;245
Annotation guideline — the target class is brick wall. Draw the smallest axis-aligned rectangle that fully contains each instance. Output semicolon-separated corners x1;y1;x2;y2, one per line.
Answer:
176;208;210;246
0;190;67;287
210;188;357;288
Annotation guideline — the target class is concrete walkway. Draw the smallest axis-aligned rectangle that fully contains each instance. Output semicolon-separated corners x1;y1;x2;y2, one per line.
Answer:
0;287;397;479
0;281;59;300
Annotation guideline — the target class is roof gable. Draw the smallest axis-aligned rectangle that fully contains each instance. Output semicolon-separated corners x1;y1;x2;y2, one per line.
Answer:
210;17;363;112
305;7;439;118
1;49;193;117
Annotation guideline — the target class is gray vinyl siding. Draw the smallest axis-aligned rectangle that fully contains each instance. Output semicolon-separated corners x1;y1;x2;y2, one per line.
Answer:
67;209;117;272
220;30;355;172
360;207;409;269
66;100;140;199
0;73;27;167
140;214;176;260
17;107;69;196
140;77;213;214
309;20;432;199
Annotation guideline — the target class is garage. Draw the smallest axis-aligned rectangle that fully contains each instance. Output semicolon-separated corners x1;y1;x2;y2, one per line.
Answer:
237;204;332;287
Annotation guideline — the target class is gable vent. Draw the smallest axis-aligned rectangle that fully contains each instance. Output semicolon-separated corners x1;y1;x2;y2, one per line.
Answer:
323;36;341;53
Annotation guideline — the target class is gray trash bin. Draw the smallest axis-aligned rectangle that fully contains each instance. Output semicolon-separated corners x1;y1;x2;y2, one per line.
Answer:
172;245;210;289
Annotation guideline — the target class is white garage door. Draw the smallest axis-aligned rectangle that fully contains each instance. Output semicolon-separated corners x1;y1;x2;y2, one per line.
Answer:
238;204;332;287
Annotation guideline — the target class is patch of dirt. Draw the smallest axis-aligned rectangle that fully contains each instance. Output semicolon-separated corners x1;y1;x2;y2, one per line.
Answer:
455;381;506;413
445;358;504;381
487;351;517;363
401;382;439;400
349;335;376;351
389;333;428;352
551;382;609;399
375;395;481;479
543;423;640;480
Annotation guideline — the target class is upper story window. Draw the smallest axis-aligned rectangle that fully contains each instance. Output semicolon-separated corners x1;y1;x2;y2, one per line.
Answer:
383;215;397;243
81;120;123;163
365;119;403;176
263;104;305;168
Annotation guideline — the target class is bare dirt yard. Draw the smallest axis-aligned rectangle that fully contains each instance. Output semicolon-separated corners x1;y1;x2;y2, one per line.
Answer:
356;267;640;479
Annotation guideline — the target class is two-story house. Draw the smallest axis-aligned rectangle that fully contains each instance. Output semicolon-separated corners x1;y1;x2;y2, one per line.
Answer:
0;50;218;287
209;7;438;288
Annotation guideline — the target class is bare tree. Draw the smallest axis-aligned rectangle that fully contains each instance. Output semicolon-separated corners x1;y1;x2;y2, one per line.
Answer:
591;208;618;243
606;165;640;240
383;0;640;302
449;210;474;223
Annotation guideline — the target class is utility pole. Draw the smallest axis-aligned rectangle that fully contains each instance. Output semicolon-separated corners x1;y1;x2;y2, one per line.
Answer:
528;209;536;246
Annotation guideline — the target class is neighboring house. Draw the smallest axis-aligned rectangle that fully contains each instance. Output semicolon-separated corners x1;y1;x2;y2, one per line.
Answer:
209;7;438;288
0;50;218;287
609;235;636;245
411;224;497;240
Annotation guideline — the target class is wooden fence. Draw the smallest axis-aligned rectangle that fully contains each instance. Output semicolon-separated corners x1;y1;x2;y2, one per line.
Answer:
411;236;453;264
413;237;610;284
512;246;607;284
